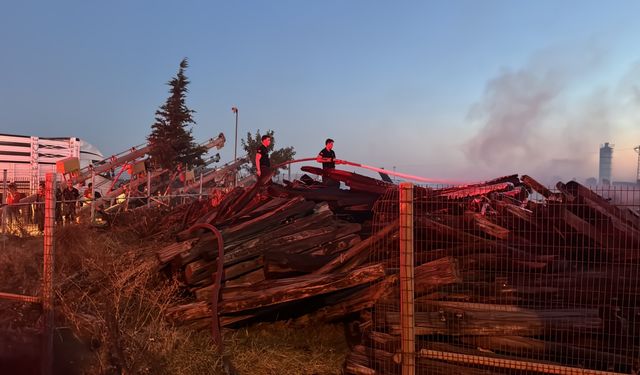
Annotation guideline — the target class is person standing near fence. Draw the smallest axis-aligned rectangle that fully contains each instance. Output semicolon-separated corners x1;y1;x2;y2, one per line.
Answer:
4;183;21;228
34;182;45;232
83;182;102;205
62;181;80;224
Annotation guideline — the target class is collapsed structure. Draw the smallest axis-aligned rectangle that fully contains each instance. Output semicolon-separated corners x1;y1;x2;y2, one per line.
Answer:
5;131;640;373
153;167;640;374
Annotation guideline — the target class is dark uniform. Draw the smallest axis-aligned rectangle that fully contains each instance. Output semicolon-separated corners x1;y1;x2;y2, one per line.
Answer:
318;147;339;187
62;186;80;223
319;148;336;170
257;144;271;180
34;184;45;232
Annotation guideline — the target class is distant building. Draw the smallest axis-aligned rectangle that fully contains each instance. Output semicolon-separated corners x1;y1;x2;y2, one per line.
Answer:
599;142;613;185
0;133;103;193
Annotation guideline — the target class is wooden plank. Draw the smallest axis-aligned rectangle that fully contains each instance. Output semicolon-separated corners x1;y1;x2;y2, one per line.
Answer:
220;263;386;314
566;181;640;230
434;182;512;200
461;336;637;372
384;302;602;336
315;222;397;274
522;175;554;199
309;234;361;256
414;256;461;294
156;238;199;264
296;275;398;323
301;166;394;194
418;349;625;375
465;212;510;240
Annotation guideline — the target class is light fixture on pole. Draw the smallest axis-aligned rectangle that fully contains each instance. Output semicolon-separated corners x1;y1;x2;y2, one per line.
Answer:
231;106;239;186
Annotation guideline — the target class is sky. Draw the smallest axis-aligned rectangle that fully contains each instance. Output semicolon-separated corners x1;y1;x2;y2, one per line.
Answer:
2;0;640;184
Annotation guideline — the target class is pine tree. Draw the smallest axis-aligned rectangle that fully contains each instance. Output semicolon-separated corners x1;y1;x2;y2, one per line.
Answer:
241;129;295;175
147;58;207;170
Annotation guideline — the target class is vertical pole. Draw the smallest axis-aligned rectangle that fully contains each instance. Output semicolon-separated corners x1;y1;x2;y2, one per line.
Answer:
635;146;640;185
288;164;291;181
399;182;415;375
90;170;95;223
232;106;239;187
146;171;151;208
199;173;203;198
0;169;7;236
2;170;7;235
2;169;7;204
234;111;238;165
42;173;56;375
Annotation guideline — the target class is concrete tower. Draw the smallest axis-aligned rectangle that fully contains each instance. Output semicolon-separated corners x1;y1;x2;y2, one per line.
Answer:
599;142;613;185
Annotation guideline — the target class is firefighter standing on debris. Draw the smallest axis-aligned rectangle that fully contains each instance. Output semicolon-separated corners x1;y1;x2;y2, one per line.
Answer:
316;138;343;186
255;135;271;181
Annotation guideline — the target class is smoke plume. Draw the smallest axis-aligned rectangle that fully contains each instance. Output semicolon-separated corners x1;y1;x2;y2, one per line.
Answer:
462;45;640;184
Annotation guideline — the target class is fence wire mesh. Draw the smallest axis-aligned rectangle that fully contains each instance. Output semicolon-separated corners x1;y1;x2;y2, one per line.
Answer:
368;179;640;375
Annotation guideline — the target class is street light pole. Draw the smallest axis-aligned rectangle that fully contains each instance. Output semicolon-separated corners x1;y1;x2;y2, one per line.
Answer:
231;106;239;186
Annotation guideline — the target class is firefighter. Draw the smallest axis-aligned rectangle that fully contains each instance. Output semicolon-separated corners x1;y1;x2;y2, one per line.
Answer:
255;135;272;182
316;138;343;187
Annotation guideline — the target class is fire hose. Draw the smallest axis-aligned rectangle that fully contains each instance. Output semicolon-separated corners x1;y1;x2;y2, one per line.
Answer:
273;157;475;186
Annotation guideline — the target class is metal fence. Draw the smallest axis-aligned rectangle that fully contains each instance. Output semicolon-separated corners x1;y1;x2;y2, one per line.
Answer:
0;172;216;373
368;181;640;374
0;173;56;375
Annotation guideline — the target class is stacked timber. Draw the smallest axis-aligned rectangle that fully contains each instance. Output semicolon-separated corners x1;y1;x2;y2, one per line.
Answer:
158;169;404;329
153;167;639;373
346;176;640;374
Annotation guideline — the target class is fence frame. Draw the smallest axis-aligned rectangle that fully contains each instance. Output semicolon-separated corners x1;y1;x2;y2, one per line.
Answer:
399;182;415;375
384;181;640;375
0;172;55;375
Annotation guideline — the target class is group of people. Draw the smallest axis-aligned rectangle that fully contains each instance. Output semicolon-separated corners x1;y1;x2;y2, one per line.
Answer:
1;181;46;233
255;136;343;185
55;181;105;225
1;180;103;234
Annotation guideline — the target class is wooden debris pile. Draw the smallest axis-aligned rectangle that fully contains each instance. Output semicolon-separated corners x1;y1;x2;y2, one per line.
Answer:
346;175;640;374
157;168;399;330
153;165;640;374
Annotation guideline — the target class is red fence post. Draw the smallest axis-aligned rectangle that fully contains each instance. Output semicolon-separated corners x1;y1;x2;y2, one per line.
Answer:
399;182;415;375
41;173;56;375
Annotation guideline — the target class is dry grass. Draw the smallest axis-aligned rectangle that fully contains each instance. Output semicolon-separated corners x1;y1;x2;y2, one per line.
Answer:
1;218;348;375
0;235;43;294
222;322;348;375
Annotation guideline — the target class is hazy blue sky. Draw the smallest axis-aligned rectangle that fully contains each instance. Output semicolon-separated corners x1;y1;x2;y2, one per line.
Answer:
2;1;640;183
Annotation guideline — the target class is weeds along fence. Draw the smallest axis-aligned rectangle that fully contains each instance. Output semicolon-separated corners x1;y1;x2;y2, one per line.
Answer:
0;172;215;373
0;174;56;375
367;182;640;375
